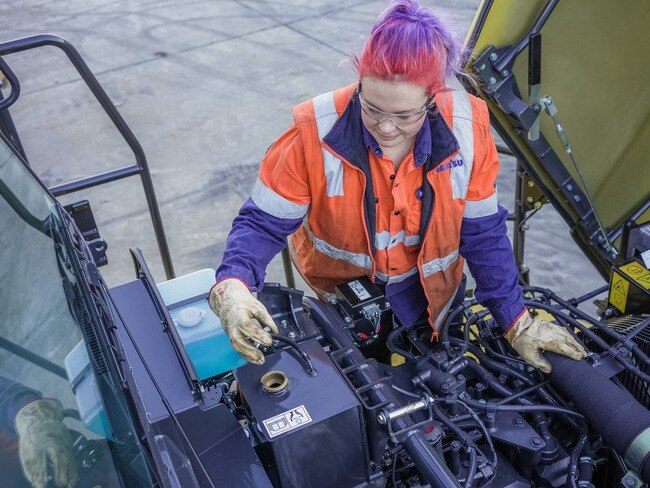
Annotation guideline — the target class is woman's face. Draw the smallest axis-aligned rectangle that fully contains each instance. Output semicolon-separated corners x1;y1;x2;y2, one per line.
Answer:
359;76;431;151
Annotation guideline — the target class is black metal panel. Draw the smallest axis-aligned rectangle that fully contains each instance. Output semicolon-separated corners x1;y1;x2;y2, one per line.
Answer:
176;404;273;488
110;280;197;420
235;340;368;488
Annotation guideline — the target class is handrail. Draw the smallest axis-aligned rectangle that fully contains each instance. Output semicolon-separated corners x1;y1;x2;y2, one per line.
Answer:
0;34;174;278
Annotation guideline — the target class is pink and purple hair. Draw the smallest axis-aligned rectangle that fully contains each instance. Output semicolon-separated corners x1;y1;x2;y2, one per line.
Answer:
356;0;463;94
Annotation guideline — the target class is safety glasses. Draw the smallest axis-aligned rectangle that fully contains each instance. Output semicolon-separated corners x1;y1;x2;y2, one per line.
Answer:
358;83;435;127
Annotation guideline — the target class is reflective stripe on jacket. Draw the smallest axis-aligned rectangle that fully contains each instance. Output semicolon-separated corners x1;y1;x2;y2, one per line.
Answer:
252;82;501;334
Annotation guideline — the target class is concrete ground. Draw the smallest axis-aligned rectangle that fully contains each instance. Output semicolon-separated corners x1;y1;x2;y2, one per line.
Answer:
0;0;604;302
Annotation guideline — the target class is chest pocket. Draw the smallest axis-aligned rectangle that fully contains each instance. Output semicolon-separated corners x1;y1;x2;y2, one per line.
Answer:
406;200;422;236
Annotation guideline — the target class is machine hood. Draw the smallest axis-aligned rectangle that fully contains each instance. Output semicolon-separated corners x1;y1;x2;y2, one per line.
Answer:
463;0;649;278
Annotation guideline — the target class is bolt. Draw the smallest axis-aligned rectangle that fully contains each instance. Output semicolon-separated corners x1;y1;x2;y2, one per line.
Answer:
526;196;534;204
521;224;530;231
344;316;352;323
377;412;387;425
479;63;486;70
288;331;297;339
531;437;543;447
384;301;390;309
574;195;581;202
624;475;636;486
280;319;288;326
566;184;574;191
513;418;525;426
489;52;498;61
329;298;337;305
501;69;509;77
488;77;497;85
527;180;535;187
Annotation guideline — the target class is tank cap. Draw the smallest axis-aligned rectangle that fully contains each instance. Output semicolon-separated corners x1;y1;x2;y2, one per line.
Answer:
176;307;205;327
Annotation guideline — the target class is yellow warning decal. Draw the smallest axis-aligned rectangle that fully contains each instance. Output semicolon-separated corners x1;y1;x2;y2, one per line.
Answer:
620;262;650;290
609;272;629;313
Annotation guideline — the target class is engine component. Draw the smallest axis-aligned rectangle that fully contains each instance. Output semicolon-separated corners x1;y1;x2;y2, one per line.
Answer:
206;281;650;487
334;277;391;345
234;339;368;488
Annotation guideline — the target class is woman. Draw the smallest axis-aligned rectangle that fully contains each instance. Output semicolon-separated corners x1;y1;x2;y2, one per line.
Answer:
209;0;586;372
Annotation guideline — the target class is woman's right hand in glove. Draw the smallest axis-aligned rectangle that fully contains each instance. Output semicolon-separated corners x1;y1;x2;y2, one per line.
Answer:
208;278;278;364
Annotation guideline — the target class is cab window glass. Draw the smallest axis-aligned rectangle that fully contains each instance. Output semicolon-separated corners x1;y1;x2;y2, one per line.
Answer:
0;135;153;487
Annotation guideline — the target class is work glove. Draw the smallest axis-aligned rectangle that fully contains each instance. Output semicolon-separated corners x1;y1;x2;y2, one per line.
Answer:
208;278;278;364
15;399;77;488
504;310;588;373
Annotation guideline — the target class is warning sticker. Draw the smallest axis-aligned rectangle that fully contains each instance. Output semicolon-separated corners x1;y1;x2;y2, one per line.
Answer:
609;272;629;313
620;262;650;290
349;280;371;300
262;405;312;438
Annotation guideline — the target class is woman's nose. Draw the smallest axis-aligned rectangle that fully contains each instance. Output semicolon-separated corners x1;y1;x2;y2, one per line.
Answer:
377;117;397;132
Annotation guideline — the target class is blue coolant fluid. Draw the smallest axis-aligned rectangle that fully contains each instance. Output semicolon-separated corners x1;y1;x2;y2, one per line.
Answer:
157;269;246;379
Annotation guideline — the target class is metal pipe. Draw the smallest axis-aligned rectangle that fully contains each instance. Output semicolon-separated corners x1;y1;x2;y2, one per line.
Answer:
513;160;529;284
0;34;175;279
281;247;296;289
495;0;561;73
0;84;27;159
378;397;430;424
49;165;141;196
0;335;67;379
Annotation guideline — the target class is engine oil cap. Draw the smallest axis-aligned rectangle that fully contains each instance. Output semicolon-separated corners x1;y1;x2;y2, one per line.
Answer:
177;307;205;327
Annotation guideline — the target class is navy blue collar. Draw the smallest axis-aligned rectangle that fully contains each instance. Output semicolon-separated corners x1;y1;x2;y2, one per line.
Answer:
324;91;459;170
362;115;432;166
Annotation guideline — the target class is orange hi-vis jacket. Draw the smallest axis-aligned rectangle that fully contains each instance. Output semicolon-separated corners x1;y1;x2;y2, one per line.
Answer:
252;81;505;334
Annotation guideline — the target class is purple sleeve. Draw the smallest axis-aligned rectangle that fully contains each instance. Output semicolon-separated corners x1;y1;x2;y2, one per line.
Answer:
0;376;41;435
216;198;303;291
459;205;525;330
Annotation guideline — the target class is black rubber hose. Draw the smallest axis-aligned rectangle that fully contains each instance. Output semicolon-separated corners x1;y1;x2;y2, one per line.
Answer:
523;300;650;384
546;352;650;482
525;287;650;368
457;397;584;418
270;334;316;375
386;326;419;361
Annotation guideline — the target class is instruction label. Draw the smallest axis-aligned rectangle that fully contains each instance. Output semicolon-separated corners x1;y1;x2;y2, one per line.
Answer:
262;405;312;438
620;262;650;290
609;271;629;313
349;280;371;301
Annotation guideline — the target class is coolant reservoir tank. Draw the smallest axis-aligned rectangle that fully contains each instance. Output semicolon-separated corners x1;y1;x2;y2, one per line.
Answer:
157;269;246;379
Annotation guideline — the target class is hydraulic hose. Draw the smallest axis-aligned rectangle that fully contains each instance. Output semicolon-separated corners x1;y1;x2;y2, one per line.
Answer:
523;300;650;384
546;352;650;482
270;334;316;375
